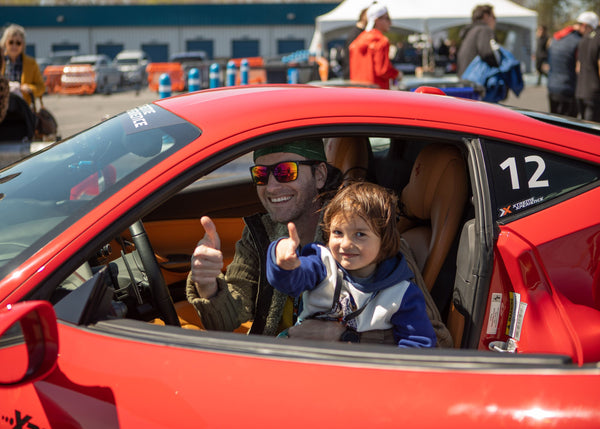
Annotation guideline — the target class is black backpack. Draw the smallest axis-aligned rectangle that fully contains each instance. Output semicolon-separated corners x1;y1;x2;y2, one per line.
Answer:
0;93;36;142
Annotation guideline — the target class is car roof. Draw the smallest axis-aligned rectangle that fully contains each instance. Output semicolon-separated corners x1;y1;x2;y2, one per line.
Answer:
115;50;148;59
155;85;600;160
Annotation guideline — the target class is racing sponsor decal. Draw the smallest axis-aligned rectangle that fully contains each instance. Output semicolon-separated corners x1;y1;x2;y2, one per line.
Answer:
498;196;544;218
126;104;156;129
1;410;41;429
486;293;502;335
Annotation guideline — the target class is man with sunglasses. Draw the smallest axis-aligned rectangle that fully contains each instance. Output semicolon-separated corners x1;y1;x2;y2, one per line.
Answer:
186;139;341;336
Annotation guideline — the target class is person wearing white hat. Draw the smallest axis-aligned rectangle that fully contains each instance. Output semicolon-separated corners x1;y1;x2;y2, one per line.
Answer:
348;3;400;89
575;11;600;121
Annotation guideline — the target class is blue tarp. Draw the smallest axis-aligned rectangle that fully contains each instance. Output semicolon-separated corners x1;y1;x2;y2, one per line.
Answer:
461;47;524;103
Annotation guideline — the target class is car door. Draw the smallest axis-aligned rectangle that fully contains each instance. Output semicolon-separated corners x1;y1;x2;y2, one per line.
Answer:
2;299;600;429
477;138;600;363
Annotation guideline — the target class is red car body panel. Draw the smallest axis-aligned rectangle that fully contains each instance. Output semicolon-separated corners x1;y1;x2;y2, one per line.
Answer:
0;320;599;429
3;87;600;303
487;186;600;364
1;86;600;427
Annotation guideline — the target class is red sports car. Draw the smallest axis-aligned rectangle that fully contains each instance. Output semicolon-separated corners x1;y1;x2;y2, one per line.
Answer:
1;85;599;428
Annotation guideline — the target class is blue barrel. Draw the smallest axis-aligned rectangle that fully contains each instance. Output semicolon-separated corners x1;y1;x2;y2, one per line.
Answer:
287;67;299;84
240;58;249;85
188;67;200;92
158;73;171;98
209;63;220;88
226;60;236;86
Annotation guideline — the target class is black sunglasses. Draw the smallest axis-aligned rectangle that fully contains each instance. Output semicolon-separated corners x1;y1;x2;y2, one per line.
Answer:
250;160;320;186
8;40;22;46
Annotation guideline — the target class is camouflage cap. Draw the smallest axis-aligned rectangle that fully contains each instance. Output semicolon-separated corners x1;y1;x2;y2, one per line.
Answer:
253;138;327;162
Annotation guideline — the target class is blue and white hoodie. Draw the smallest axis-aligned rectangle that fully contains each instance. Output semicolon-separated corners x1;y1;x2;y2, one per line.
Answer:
266;242;436;348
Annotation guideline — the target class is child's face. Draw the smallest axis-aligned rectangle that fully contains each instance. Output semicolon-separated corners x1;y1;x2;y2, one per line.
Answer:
328;214;381;278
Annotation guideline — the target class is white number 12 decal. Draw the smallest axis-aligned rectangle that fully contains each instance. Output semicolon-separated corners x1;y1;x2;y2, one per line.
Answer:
500;155;549;190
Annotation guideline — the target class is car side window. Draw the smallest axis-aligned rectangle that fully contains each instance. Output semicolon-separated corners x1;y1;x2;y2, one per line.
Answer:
483;139;600;220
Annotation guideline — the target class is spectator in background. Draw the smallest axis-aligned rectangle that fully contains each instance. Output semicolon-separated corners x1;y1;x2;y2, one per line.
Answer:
0;49;9;123
575;12;600;122
547;18;588;117
342;7;368;79
349;3;400;89
1;24;45;107
535;25;550;86
456;4;500;78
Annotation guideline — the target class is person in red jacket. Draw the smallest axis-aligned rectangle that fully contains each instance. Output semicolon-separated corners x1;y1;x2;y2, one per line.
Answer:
349;3;400;89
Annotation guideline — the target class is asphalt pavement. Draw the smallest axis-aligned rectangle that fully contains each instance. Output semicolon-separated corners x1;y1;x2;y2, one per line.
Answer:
41;74;549;140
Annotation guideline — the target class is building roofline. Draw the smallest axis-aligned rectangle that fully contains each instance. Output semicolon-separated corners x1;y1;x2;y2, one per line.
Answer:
2;3;337;27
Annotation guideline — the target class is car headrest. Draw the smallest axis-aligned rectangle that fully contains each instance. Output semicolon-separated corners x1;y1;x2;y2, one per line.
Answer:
325;136;370;182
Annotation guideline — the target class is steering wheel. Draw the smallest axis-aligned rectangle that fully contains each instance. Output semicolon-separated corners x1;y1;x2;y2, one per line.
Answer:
129;220;180;327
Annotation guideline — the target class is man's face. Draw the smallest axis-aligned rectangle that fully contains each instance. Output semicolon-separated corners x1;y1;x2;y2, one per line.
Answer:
484;12;496;30
253;152;327;224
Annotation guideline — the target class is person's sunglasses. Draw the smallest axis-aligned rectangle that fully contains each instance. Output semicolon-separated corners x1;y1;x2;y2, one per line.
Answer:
8;40;22;46
250;160;320;186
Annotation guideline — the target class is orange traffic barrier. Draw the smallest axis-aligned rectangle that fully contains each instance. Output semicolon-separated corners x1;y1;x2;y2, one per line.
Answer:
147;62;185;92
230;57;267;85
43;65;65;94
230;56;263;68
59;64;96;95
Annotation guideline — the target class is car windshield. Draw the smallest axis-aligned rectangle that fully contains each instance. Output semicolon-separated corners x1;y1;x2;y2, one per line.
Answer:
0;104;200;277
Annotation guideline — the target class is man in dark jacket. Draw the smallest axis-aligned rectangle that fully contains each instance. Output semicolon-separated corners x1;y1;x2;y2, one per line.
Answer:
547;20;587;117
456;4;500;78
187;140;335;336
575;11;600;122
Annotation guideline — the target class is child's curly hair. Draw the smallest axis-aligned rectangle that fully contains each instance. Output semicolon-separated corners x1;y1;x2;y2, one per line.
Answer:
322;181;401;263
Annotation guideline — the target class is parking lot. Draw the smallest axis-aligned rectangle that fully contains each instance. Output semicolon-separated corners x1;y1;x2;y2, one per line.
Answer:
41;75;548;141
42;87;159;140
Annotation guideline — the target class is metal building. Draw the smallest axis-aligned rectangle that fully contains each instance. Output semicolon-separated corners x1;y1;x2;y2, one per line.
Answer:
2;3;337;61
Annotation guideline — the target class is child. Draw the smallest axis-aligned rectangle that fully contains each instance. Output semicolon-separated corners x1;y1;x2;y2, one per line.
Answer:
266;182;436;348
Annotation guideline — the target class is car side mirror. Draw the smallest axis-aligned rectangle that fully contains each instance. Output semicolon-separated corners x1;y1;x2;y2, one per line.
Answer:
0;301;59;386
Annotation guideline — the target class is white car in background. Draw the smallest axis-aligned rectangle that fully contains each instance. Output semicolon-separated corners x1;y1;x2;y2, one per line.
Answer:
115;50;150;87
61;54;121;95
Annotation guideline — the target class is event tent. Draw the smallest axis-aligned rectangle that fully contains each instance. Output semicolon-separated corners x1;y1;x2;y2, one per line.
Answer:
309;0;538;71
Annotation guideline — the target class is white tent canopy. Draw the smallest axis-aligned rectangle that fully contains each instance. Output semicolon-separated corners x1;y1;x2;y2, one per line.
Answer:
310;0;538;70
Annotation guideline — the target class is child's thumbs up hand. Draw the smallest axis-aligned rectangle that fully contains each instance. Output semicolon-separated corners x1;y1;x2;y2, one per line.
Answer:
275;222;301;271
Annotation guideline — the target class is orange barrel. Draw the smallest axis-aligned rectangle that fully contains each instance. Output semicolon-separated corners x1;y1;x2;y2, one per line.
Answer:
147;63;185;92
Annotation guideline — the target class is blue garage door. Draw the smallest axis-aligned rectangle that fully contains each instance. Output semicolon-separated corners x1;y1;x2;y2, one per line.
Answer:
232;40;259;59
26;45;35;58
186;40;214;60
97;44;123;60
143;44;169;63
277;39;305;55
52;44;79;53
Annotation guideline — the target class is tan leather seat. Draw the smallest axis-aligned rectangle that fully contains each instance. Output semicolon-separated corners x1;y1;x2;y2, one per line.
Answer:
397;144;468;348
325;136;370;182
397;143;468;290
